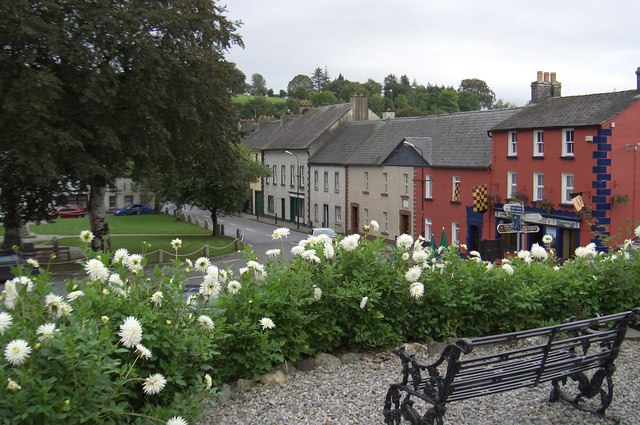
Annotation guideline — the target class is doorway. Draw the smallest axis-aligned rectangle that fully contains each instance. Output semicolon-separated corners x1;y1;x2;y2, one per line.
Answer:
322;204;329;227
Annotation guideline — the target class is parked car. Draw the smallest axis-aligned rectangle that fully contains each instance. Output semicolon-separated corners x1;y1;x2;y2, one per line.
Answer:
0;253;39;282
308;227;336;239
57;204;86;218
113;204;154;216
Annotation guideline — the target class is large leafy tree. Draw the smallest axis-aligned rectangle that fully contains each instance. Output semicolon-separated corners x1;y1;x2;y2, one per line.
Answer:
459;78;496;109
287;74;314;100
1;1;243;251
249;73;268;96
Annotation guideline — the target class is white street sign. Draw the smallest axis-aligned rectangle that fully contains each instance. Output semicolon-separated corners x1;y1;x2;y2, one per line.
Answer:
522;213;543;222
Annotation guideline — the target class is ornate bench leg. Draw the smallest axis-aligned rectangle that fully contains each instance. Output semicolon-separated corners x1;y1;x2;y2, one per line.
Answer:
549;367;615;416
383;385;402;425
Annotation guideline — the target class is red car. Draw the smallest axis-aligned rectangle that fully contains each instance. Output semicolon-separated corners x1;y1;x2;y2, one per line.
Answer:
57;205;86;218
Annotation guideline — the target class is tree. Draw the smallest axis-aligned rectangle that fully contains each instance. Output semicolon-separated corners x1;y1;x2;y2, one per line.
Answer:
459;78;496;109
228;64;248;95
287;74;314;99
166;145;269;236
493;98;519;109
458;91;481;111
311;67;329;91
309;91;338;107
250;73;268;96
0;0;243;251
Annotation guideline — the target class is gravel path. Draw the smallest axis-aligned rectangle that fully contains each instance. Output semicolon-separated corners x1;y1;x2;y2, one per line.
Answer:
198;338;639;425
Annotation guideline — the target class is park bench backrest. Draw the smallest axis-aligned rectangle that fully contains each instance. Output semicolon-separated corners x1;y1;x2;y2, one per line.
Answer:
439;310;633;403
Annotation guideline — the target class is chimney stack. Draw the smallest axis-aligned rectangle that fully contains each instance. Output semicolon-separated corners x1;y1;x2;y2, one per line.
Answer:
350;94;369;121
531;70;561;103
636;67;640;94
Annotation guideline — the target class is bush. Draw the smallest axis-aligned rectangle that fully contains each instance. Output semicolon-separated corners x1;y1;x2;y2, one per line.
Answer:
2;227;639;423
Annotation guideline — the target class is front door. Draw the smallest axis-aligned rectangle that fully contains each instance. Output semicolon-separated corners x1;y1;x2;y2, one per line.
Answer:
351;205;359;233
400;212;410;235
281;198;286;222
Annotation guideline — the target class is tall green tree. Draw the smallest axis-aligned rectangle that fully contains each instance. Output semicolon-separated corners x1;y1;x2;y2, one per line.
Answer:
459;78;496;109
250;73;268;96
311;67;329;91
287;74;314;100
1;0;243;250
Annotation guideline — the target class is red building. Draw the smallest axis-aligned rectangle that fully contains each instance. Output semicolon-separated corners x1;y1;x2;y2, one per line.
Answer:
489;70;640;258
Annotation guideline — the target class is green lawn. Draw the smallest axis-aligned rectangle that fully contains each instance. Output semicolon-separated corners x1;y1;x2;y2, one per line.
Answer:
23;214;237;260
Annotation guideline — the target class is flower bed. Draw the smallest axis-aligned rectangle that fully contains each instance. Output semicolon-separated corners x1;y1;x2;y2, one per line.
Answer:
1;226;639;423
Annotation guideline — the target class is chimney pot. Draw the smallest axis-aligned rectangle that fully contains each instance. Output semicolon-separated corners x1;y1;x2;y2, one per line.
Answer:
543;72;550;83
636;66;640;94
537;71;543;82
550;72;556;83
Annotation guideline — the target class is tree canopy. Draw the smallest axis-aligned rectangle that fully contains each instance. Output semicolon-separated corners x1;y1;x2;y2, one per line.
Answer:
1;0;244;249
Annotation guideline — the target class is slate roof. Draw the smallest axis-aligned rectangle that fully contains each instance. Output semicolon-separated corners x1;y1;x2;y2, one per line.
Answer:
261;103;352;150
492;90;639;131
310;108;522;168
243;120;288;150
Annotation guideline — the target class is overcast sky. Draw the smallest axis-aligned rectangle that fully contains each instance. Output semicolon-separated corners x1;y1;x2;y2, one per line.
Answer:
221;0;640;106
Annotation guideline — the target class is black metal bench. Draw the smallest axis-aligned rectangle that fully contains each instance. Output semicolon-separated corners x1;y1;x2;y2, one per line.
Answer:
383;308;640;425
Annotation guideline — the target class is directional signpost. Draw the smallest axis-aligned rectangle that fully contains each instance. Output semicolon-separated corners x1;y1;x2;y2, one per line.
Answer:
501;202;529;250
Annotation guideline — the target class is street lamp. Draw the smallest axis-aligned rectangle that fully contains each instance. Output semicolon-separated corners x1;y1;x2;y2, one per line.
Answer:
285;150;301;229
403;140;425;238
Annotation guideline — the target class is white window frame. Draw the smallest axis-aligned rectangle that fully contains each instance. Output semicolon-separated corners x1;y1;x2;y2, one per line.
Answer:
452;222;460;245
299;165;305;188
334;206;342;224
290;165;295;187
314;171;318;191
508;131;518;156
323;172;329;192
452;176;461;201
562;128;574;157
562;173;574;204
267;195;274;212
334;172;340;193
364;172;369;191
533;172;544;201
533;130;544;157
383;172;388;193
425;218;432;241
383;211;388;232
507;172;517;199
425;175;433;199
364;208;369;224
272;165;277;185
403;173;409;195
280;165;286;185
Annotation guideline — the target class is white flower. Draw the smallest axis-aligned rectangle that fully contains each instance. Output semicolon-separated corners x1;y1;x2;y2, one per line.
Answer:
313;286;323;300
4;339;32;366
469;250;481;258
197;315;215;330
204;374;213;389
194;257;211;272
12;276;34;292
199;279;221;298
171;238;182;250
36;323;57;341
167;417;188;425
266;249;281;258
0;312;13;335
125;254;144;272
401;252;409;261
84;259;110;282
530;243;548;260
44;293;65;318
60;302;73;316
7;378;21;392
259;317;275;330
118;316;143;348
66;290;85;301
135;344;152;360
150;291;163;307
272;227;290;240
142;373;167;395
340;234;360;251
301;249;321;263
485;262;494;272
227;280;241;294
412;249;429;263
360;296;369;309
323;243;335;259
370;220;380;232
396;234;414;250
26;258;39;268
79;230;95;243
112;248;129;264
239;267;248;275
501;263;515;275
542;234;553;245
575;243;597;258
409;282;425;299
109;273;124;286
291;245;305;256
635;225;640;238
517;250;531;260
405;265;422;283
205;265;220;281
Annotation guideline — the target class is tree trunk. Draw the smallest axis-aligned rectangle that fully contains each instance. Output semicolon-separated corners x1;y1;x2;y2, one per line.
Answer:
89;185;111;252
1;208;21;251
210;208;218;236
